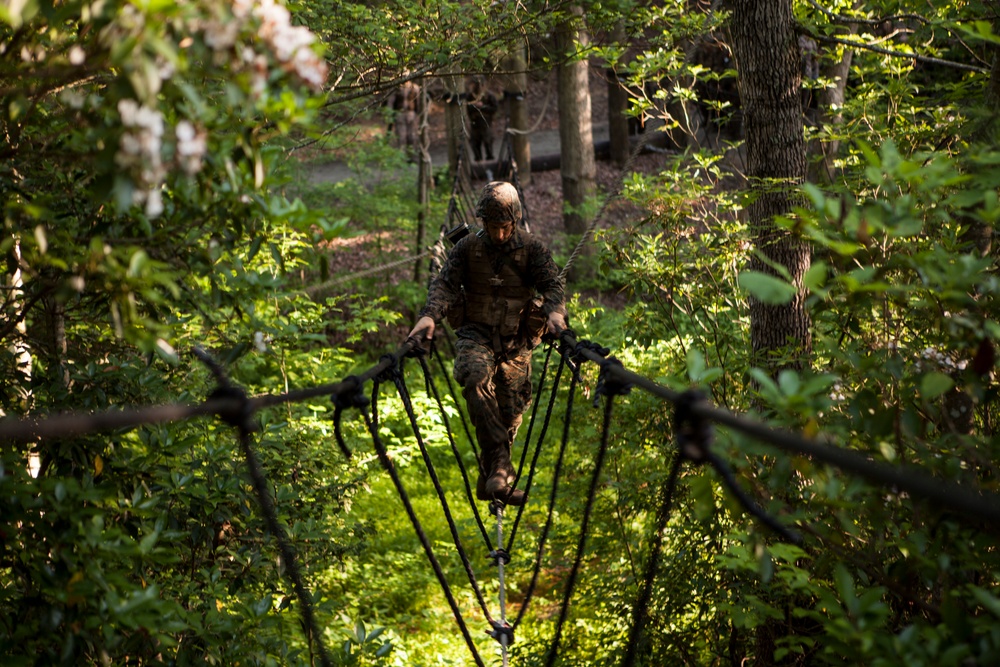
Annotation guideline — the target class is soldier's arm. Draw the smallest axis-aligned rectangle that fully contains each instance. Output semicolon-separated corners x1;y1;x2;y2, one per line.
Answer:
418;238;467;323
528;240;567;318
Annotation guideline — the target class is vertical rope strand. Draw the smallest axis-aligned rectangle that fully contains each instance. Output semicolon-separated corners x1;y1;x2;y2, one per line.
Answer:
544;392;617;667
366;380;487;667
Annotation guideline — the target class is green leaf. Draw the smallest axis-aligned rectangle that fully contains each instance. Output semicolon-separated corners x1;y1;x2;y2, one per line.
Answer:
803;261;828;292
738;271;796;305
688;472;715;521
920;372;954;400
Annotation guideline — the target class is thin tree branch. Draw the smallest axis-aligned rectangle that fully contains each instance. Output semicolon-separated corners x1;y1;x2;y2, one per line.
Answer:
814;33;988;73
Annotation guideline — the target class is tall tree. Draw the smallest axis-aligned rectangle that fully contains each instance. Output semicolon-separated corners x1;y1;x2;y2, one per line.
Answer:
728;0;811;372
556;5;598;235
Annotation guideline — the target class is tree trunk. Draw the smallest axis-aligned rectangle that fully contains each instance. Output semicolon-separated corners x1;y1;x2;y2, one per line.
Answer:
502;47;532;185
444;69;466;179
728;0;811;372
808;39;854;183
607;24;630;166
414;80;431;283
556;6;597;235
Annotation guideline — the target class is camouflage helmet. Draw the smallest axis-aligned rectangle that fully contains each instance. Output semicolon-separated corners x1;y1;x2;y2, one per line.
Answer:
475;181;521;225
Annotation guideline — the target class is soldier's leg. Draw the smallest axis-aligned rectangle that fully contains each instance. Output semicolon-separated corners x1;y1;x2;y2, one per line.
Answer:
494;347;533;485
453;339;510;492
484;131;494;161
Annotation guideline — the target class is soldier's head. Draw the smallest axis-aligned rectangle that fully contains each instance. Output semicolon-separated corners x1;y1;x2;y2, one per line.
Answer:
476;181;520;245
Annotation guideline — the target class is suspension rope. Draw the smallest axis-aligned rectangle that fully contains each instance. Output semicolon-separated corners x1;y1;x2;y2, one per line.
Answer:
387;352;498;624
196;348;334;667
512;340;579;629
365;374;488;667
543;345;628;666
417;351;493;549
507;344;565;552
620;452;685;667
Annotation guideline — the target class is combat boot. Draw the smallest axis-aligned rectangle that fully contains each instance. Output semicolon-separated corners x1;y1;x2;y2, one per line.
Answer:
476;471;527;506
484;445;516;497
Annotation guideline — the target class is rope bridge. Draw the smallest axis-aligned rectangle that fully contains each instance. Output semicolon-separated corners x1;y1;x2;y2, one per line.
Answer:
3;332;1000;666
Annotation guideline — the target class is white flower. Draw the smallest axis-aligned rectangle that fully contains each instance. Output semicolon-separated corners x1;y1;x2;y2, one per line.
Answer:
118;99;139;125
69;46;85;65
145;188;164;217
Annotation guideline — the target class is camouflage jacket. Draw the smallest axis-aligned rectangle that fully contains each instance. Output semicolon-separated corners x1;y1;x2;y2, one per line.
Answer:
419;229;566;346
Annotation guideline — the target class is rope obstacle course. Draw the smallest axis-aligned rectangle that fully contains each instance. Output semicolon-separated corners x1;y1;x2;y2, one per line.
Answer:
4;331;1000;665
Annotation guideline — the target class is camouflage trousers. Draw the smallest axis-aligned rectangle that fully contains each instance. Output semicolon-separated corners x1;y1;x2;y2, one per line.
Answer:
453;337;533;475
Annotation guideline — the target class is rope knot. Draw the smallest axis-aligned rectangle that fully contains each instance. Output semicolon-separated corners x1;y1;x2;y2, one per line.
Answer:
375;352;402;384
487;620;514;646
488;547;511;566
488;499;506;517
330;375;370;460
195;346;257;433
675;390;713;463
594;356;632;406
332;375;369;411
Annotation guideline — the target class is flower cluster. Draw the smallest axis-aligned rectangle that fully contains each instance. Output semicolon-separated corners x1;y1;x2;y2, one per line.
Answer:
916;346;968;373
115;99;167;217
202;0;328;95
107;0;327;215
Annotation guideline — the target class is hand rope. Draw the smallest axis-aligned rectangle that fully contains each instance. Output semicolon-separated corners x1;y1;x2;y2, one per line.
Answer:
305;249;435;295
543;345;626;666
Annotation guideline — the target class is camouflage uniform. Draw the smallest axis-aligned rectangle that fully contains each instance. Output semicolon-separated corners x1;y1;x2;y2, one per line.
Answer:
418;198;566;502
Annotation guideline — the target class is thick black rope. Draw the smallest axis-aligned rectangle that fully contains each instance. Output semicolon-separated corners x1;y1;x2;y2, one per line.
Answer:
196;349;334;667
431;341;478;463
620;452;685;667
6;335;1000;527
412;352;495;553
506;347;566;552
389;356;498;625
512;346;579;629
512;342;556;486
543;360;622;666
557;330;1000;529
366;376;487;667
513;358;579;628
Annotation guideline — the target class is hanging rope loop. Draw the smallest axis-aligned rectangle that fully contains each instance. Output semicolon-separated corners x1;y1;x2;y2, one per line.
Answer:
675;389;713;464
488;619;514;646
488;547;511;566
331;375;369;460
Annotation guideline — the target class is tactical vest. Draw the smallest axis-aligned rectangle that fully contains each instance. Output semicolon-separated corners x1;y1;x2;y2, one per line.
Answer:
461;232;534;337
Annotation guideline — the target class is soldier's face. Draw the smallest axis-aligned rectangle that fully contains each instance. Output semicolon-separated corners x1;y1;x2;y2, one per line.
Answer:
484;218;514;244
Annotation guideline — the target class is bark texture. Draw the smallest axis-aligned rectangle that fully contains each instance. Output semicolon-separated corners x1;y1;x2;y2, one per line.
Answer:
556;6;597;235
728;0;811;371
501;48;532;185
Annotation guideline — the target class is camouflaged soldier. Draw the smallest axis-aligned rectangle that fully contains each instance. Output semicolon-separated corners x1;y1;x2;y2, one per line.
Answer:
407;181;568;506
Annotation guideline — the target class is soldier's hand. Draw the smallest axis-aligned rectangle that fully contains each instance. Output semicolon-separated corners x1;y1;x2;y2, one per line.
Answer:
407;316;436;345
547;312;567;335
